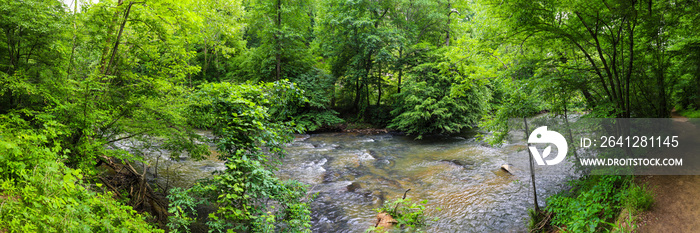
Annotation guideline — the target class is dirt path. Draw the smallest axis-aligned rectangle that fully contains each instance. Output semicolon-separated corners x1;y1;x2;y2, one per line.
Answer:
635;175;700;232
636;112;700;232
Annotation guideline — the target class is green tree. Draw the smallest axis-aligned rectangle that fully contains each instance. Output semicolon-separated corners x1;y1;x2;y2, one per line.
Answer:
237;0;314;82
0;0;67;112
0;111;163;232
485;0;700;118
317;0;401;115
188;0;247;84
169;81;312;232
235;0;342;131
0;0;235;222
389;0;448;95
390;49;489;138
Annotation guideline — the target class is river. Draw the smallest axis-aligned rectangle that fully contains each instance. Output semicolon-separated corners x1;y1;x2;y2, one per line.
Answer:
277;131;576;232
141;129;577;232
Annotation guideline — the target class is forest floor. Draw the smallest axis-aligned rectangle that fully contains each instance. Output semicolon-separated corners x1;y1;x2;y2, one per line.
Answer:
635;112;700;232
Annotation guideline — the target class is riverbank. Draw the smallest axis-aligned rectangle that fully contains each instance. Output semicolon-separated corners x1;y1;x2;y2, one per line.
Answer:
539;111;700;232
634;112;700;232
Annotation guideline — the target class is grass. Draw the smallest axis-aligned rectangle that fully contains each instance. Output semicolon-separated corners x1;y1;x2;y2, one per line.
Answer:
611;182;654;233
611;208;637;233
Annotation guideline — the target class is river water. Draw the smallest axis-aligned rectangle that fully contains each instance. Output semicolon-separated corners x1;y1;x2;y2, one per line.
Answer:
277;131;576;233
141;129;577;232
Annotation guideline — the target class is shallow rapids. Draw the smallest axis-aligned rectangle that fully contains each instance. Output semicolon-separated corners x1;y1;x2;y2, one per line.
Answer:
277;132;576;232
137;130;577;232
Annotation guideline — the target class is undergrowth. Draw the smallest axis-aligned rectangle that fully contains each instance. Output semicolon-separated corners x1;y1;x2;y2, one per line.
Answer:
678;108;700;118
532;175;654;233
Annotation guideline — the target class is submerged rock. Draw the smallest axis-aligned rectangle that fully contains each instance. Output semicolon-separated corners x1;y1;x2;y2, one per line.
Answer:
367;150;380;158
323;170;340;183
371;189;386;205
373;159;394;169
294;134;311;141
347;182;362;192
439;159;475;169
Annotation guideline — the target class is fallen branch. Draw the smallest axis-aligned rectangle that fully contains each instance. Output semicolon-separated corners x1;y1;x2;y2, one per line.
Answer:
393;188;411;214
530;210;553;233
99;156;171;224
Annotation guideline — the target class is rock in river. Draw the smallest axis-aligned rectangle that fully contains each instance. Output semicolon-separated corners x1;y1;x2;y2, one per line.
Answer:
439;159;475;169
500;164;514;175
347;182;362;192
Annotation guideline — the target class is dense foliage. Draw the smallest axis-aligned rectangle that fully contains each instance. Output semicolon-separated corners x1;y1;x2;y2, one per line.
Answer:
543;176;653;232
2;0;698;231
390;49;489;138
168;82;312;232
0;114;162;232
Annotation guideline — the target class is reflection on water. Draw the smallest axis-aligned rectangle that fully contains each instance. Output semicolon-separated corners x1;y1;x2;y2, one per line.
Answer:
139;130;577;232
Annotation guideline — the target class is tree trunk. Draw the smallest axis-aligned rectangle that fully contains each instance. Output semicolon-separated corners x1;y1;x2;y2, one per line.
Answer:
376;62;382;106
353;78;361;112
397;48;403;94
203;40;208;79
67;0;78;77
695;52;700;107
445;1;451;46
104;1;140;75
365;80;371;110
524;117;540;213
275;0;282;81
563;99;579;162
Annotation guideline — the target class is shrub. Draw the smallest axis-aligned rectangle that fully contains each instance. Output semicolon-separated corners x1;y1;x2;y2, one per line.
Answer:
624;183;654;213
544;175;626;232
0;163;162;232
168;81;313;232
544;176;654;233
367;194;438;232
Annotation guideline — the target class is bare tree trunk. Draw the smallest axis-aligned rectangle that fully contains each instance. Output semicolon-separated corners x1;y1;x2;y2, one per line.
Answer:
353;78;361;112
99;0;123;73
67;0;78;77
524;117;540;213
366;80;371;110
203;38;208;79
563;99;579;162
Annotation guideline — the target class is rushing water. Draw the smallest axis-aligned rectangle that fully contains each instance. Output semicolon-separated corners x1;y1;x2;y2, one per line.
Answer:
276;132;576;233
140;129;577;233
